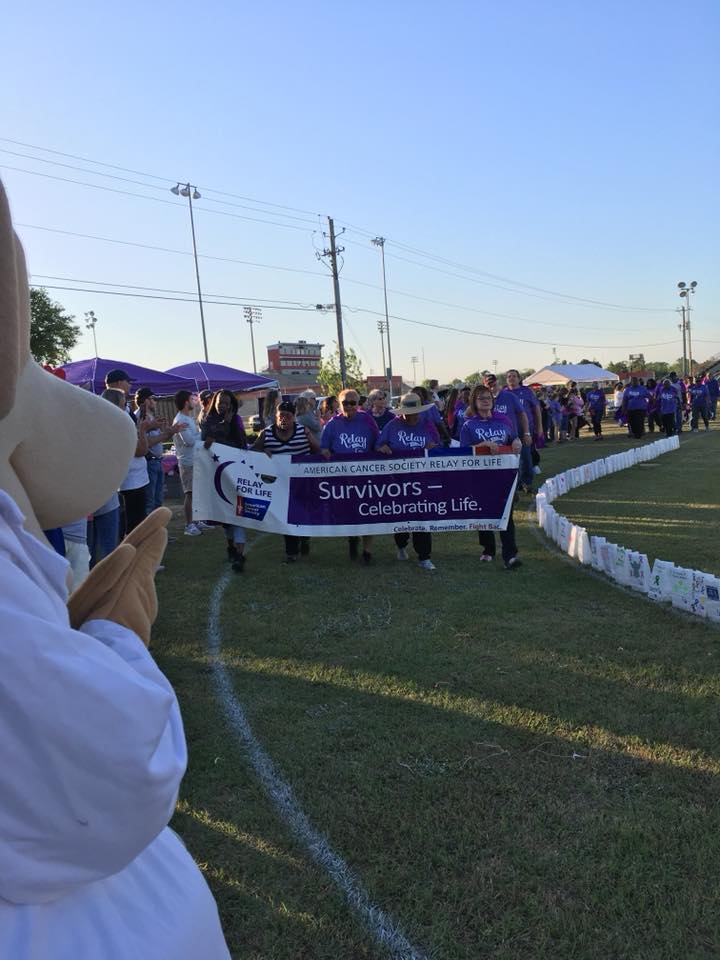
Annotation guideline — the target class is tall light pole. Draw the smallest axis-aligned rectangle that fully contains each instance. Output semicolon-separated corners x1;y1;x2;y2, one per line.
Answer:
171;181;209;362
84;310;98;357
677;307;687;377
377;320;387;382
411;355;419;384
678;281;698;376
371;236;394;397
243;305;262;373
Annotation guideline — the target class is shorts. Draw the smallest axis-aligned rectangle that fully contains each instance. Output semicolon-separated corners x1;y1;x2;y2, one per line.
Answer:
179;462;194;494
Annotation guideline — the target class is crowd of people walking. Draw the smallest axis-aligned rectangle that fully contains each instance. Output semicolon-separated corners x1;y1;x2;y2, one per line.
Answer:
46;365;717;585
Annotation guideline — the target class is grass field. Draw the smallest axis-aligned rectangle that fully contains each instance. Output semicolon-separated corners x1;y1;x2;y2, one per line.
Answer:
154;419;720;959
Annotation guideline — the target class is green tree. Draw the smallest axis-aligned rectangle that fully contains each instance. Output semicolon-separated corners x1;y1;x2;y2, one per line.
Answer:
648;361;671;378
464;371;484;387
606;360;629;375
317;343;365;395
30;288;80;365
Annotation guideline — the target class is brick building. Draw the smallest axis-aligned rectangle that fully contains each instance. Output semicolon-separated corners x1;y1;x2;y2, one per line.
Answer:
262;340;323;393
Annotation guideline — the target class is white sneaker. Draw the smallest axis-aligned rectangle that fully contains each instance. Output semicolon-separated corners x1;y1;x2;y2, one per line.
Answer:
196;521;214;530
419;559;436;571
184;523;202;536
396;548;409;561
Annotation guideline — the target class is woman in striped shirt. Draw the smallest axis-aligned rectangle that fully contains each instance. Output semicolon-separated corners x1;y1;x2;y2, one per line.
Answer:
253;400;320;562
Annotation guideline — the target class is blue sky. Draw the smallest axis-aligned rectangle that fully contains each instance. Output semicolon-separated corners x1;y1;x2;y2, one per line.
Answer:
2;0;718;382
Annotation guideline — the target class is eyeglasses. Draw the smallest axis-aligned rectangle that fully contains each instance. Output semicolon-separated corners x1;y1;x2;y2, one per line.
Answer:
342;400;358;406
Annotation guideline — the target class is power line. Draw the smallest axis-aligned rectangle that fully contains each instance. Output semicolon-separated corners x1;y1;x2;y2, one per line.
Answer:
341;232;673;314
346;304;681;351
0;136;323;217
18;222;660;334
340;272;658;332
0;147;321;226
30;273;315;306
0;164;318;234
3;136;679;315
32;283;319;310
16;222;327;278
378;236;673;313
34;273;682;350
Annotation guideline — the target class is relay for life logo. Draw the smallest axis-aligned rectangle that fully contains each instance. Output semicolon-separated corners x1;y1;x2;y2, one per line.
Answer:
212;452;275;522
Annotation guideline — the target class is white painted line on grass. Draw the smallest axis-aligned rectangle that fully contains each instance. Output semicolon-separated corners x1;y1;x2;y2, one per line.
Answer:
207;568;429;960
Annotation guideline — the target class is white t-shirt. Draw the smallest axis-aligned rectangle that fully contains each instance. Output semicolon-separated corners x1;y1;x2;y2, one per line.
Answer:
119;455;148;492
172;412;201;467
0;489;230;958
118;413;148;492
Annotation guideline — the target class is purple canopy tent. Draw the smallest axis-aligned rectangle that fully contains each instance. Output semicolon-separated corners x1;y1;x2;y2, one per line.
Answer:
61;358;196;396
165;362;277;393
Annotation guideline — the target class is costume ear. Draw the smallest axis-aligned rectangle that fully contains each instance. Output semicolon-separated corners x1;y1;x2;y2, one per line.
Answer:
0;180;23;421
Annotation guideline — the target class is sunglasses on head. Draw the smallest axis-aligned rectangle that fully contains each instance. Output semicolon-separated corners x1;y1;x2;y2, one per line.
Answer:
342;399;357;406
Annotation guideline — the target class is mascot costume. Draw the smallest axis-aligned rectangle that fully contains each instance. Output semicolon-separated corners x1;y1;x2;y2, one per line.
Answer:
0;179;230;957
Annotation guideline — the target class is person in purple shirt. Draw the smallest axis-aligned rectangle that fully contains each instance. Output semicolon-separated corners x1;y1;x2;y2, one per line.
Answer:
668;372;687;434
367;389;395;430
377;392;439;570
687;376;710;431
460;385;523;570
583;382;607;440
500;370;539;493
413;385;450;444
321;387;380;564
451;384;471;440
658;379;679;436
706;374;719;420
621;377;651;439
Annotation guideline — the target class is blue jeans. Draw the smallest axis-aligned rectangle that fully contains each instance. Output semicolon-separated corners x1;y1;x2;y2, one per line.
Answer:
91;508;120;567
675;405;683;433
145;458;165;514
223;524;246;545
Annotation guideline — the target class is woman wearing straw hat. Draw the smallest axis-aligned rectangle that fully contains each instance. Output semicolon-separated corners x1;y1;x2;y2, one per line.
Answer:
377;391;439;570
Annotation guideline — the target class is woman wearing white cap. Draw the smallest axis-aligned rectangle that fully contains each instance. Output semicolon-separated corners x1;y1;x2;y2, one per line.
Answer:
377;392;439;570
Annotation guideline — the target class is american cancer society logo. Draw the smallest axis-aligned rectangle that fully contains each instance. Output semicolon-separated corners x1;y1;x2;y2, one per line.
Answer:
236;494;271;521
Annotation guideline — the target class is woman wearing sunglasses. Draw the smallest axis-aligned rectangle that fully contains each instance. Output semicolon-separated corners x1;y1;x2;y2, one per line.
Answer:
320;388;379;564
460;385;523;570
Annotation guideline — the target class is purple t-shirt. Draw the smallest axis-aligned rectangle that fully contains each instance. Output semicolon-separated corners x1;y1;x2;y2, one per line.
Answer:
371;409;396;430
421;404;443;427
623;386;651;412
659;389;678;415
492;390;524;435
320;414;379;454
585;389;606;411
460;416;516;446
378;417;438;452
689;384;709;406
502;386;539;432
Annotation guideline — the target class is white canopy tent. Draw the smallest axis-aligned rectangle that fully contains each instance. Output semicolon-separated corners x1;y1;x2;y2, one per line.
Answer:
525;364;619;386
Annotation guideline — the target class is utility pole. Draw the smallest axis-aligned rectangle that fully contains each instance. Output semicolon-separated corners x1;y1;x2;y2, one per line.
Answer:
678;281;698;376
411;355;419;384
321;218;347;388
243;305;262;373
377;320;387;382
677;307;687;377
372;236;394;397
